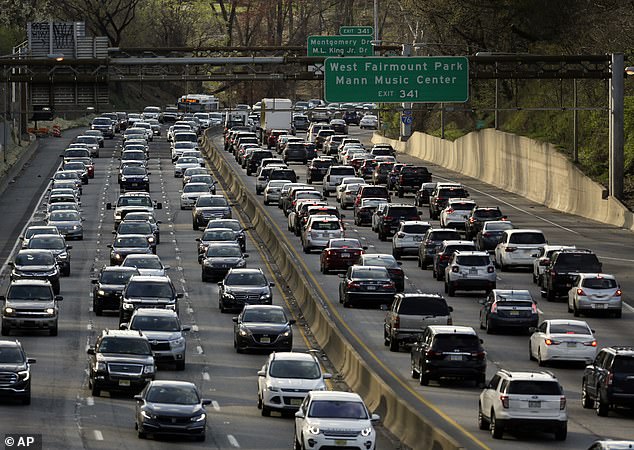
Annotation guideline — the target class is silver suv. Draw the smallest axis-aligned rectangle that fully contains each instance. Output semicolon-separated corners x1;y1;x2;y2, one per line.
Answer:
444;251;496;297
1;280;63;336
478;369;567;440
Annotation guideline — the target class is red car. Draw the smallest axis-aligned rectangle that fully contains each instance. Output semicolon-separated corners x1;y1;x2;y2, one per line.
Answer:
320;238;366;274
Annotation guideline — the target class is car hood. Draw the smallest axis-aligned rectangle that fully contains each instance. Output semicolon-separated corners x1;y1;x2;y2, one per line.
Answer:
204;257;243;265
147;402;204;416
242;322;289;333
48;220;81;227
98;283;126;292
14;264;56;272
96;353;154;364
0;363;27;372
307;418;372;432
118;206;153;214
225;286;268;295
5;300;54;308
135;268;166;277
124;297;175;304
196;206;230;212
270;378;324;390
112;247;152;254
141;331;183;341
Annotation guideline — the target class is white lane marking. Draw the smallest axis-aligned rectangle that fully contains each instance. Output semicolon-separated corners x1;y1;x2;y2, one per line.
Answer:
93;430;103;441
86;396;94;406
434;174;580;234
86;323;92;331
191;324;199;332
202;372;210;381
187;307;194;314
212;400;220;411
227;435;240;448
196;345;204;354
598;255;634;263
624;302;634;313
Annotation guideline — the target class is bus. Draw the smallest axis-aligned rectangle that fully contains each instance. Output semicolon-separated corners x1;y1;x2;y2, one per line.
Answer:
177;94;220;113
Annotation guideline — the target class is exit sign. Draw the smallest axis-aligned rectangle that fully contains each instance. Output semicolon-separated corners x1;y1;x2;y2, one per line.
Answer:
307;35;373;57
339;26;373;36
324;56;469;103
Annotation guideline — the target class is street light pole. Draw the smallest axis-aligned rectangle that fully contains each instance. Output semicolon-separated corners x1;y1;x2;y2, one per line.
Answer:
609;53;624;199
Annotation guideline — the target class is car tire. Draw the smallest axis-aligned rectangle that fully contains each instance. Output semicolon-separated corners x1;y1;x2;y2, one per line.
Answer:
547;288;555;302
554;423;567;441
264;199;269;205
538;349;546;367
486;319;495;335
397;188;404;198
477;405;489;430
261;405;271;417
447;282;456;297
195;433;206;442
411;360;419;379
293;432;302;450
90;381;100;397
389;337;399;352
175;360;185;371
63;267;71;277
50;325;58;336
596;391;609;416
137;430;146;439
392;249;401;260
490;411;504;439
529;342;536;361
567;301;573;313
21;393;31;405
573;304;580;317
93;303;103;316
581;381;594;409
614;309;622;318
418;367;429;386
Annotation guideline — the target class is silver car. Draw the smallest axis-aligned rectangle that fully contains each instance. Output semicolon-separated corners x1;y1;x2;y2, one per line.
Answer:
568;273;622;318
444;251;496;296
47;210;84;240
391;221;432;259
301;215;345;253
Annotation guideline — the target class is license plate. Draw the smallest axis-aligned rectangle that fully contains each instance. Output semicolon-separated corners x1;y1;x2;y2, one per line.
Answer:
119;379;131;387
448;354;463;361
341;253;350;258
130;183;138;186
592;303;608;309
260;337;271;343
469;268;478;274
335;440;347;446
367;286;377;291
509;311;520;316
414;236;422;242
290;398;303;406
528;401;541;408
567;342;576;348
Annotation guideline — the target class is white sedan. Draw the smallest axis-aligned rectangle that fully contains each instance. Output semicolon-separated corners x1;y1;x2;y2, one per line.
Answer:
359;114;378;129
529;319;597;365
174;156;201;177
180;182;212;209
439;198;476;229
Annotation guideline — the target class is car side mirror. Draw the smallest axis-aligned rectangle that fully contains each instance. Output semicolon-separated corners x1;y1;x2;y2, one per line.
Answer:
201;399;212;406
257;370;266;377
479;339;484;344
54;295;63;301
177;293;184;298
133;395;143;402
27;358;36;364
8;262;14;267
155;202;163;209
66;245;73;250
232;317;238;323
119;323;128;330
91;279;98;284
289;319;296;325
86;347;95;355
371;413;381;422
397;262;402;266
478;299;486;305
269;282;275;287
112;230;117;235
528;327;537;333
106;203;112;210
531;253;539;258
107;244;112;248
448;306;453;312
338;273;345;278
295;411;305;419
322;373;332;379
181;325;191;332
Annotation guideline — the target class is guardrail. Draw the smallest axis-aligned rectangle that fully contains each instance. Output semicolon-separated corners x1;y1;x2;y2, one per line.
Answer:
201;129;464;450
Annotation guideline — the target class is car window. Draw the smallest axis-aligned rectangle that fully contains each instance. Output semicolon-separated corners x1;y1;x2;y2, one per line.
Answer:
555;253;600;269
612;356;634;372
100;270;136;284
362;256;397;268
508;232;546;244
308;400;368;419
224;272;267;286
582;277;617;289
29;237;65;249
400;298;449;315
123;257;162;269
130;316;180;331
15;252;55;265
402;224;429;234
507;381;562;395
146;385;200;404
312;221;341;231
125;282;174;298
387;207;418;217
8;285;52;300
197;197;228;207
432;334;479;351
430;231;461;241
242;309;286;323
98;337;151;355
351;268;389;280
548;323;591;335
455;255;490;266
114;236;149;247
0;347;24;363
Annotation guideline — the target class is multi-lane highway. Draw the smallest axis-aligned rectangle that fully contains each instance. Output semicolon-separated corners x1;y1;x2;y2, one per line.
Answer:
205;125;634;450
0;128;399;449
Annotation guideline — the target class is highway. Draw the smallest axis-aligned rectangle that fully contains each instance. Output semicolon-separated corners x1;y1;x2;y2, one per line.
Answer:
204;125;634;450
0;129;399;449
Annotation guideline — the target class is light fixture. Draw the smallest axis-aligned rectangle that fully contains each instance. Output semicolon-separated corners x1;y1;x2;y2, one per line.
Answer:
47;53;64;62
625;66;634;76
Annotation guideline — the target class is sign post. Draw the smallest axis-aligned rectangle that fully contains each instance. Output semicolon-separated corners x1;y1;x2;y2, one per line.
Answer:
324;56;469;103
307;36;373;57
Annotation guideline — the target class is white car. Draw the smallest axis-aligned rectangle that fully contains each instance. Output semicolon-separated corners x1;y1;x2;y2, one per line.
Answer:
121;254;169;277
301;216;345;253
359;114;378;129
181;149;205;167
257;352;331;416
180;182;212;209
391;221;431;259
264;180;291;205
439;198;477;229
174;156;201;178
568;273;622;318
340;183;366;209
294;391;380;450
336;177;366;202
529;319;597;365
494;229;547;270
532;244;576;286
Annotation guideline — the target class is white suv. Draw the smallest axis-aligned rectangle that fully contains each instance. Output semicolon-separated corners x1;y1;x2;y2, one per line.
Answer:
257;352;331;416
301;216;345;253
478;369;567;441
439;198;476;229
444;251;496;296
391;221;431;259
294;391;380;450
494;229;547;270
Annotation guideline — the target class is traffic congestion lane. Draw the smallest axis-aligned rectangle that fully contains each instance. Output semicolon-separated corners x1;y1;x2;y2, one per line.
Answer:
209;128;634;449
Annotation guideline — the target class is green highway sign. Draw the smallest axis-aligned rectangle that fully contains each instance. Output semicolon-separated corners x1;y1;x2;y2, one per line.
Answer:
307;35;373;57
324;56;469;103
339;26;373;36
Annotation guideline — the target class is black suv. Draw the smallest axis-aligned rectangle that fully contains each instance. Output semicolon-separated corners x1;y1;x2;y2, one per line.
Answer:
479;289;539;334
542;250;602;301
464;207;506;240
87;329;155;396
306;158;333;183
375;204;421;241
417;228;462;269
283;142;308;164
119;275;182;324
10;249;61;295
245;149;274;176
582;346;634;416
429;185;470;220
0;339;36;404
395;166;432;198
218;268;275;313
91;266;139;316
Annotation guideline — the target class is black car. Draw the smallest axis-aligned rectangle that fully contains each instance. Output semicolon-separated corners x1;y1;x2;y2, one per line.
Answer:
135;380;210;440
108;235;153;265
201;242;248;282
232;305;295;353
119;275;182;324
464;206;506;240
338;265;396;308
9;249;61;295
358;254;405;292
543;250;602;301
354;198;386;226
204;219;248;252
0;339;35;404
120;166;150;193
417;228;462;269
306;158;333;184
91;266;139;316
343;110;360;125
395;166;432;198
87;329;155;396
191;195;232;230
196;228;241;260
432;240;477;281
27;234;72;276
122;212;161;244
410;325;486;386
415;183;437;207
375;204;422;241
283;143;308;164
218;268;275;313
115;221;157;253
582;346;634;416
479;289;539;334
245;149;274;176
476;220;514;251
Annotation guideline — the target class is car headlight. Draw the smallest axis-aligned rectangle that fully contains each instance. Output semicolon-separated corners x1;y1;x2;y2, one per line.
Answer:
114;253;123;260
147;237;155;243
97;289;106;296
166;303;177;311
17;369;30;381
45;308;55;315
122;302;135;310
307;425;320;435
114;213;122;220
224;292;235;299
143;177;149;182
120;177;127;182
361;426;373;437
190;413;206;422
4;307;14;315
238;327;249;337
72;225;80;230
260;293;271;300
95;362;106;372
282;329;291;337
58;253;68;260
143;365;155;374
266;385;280;392
170;337;185;348
141;410;155;420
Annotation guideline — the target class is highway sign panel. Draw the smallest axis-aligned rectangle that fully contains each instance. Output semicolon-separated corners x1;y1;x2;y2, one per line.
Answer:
324;56;469;103
307;35;373;57
401;115;413;125
339;26;373;36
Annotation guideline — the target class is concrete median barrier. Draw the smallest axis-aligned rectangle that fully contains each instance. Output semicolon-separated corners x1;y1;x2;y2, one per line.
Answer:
201;132;464;450
372;129;634;231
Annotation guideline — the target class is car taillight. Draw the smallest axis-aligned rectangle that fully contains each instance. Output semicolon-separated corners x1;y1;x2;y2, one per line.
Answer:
559;396;566;410
451;266;459;273
471;351;486;359
577;288;585;296
347;281;360;288
426;350;441;359
469;217;476;223
583;340;597;347
446;317;453;325
531;303;538;314
440;254;449;261
490;303;498;313
550;269;557;276
384;216;393;221
615;289;622;296
505;246;516;252
394;316;400;329
487;266;495;273
445;208;454;214
397;232;405;238
606;372;614;386
500;395;509;409
382;281;395;289
544;338;561;346
482;232;490;237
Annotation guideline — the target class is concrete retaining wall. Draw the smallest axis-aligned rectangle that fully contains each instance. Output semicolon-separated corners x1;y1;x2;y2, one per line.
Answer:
373;129;634;231
201;131;463;450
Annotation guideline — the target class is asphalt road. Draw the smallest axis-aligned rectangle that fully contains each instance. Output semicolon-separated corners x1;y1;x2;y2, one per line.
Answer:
206;125;634;450
0;128;399;449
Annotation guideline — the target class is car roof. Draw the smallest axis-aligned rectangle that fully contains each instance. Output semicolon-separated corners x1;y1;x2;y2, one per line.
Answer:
309;391;363;402
453;250;489;257
543;319;591;327
269;351;318;362
9;279;51;286
132;308;178;318
442;240;476;247
128;275;171;283
492;289;532;299
506;228;544;235
498;370;558;381
427;325;476;335
578;273;616;280
243;304;284;311
148;380;196;388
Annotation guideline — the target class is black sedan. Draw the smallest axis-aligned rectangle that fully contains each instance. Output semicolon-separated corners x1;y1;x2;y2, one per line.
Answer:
338;265;396;308
232;305;294;353
196;228;240;259
204;219;248;252
200;242;248;282
119;166;150;193
135;380;210;441
353;198;386;226
358;254;405;292
108;235;153;265
91;266;139;315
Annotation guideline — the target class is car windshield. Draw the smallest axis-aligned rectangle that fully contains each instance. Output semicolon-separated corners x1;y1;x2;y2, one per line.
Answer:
126;281;173;298
92;118;111;125
352;268;389;280
183;184;209;193
402;224;429;234
28;236;65;250
455;255;490;266
65;163;85;171
475;209;502;218
509;232;546;245
123;257;162;269
206;245;242;257
400;298;449;315
206;221;241;231
430;231;461;241
184;168;207;177
54;172;78;180
311;221;340;231
118;223;152;234
330;167;356;176
556;253;600;269
15;252;54;265
449;202;475;210
130;316;180;332
549;323;591;335
190;175;213;184
202;230;235;241
388;207;418;217
117;197;152;207
64;150;90;158
175;142;197;149
507;381;562;395
242;308;286;323
98;337;151;355
7;285;52;300
122;152;145;161
485;222;513;231
122;167;146;175
309;400;368;419
269;360;321;379
146;385;199;405
224;272;267;286
438;188;468;198
330;239;361;249
124;213;154;223
100;270;137;284
197;197;228;207
114;236;149;247
0;347;24;363
177;157;199;165
582;277;617;289
433;334;480;352
362;256;397;268
24;228;57;239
